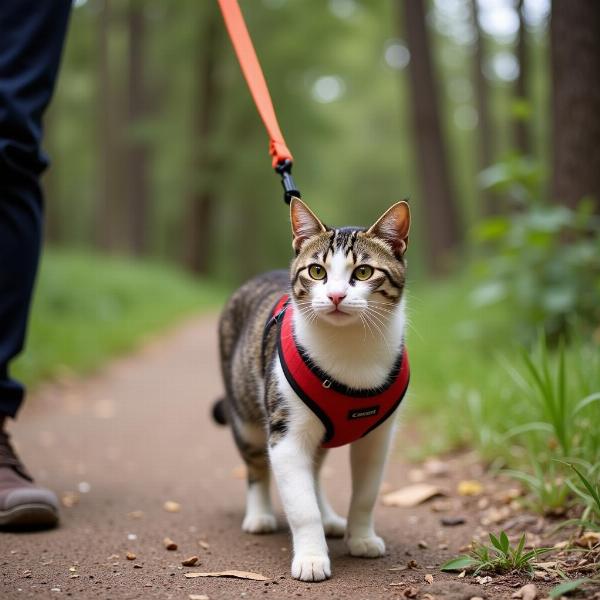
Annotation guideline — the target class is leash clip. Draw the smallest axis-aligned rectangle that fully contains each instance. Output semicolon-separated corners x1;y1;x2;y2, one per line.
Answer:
275;159;301;205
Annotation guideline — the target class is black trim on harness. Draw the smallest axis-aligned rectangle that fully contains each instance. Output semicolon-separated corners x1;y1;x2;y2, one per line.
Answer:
261;296;290;375
295;343;405;399
361;374;410;439
277;328;335;445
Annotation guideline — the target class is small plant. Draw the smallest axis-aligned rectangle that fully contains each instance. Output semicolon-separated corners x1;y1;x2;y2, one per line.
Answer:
441;532;552;576
563;462;600;530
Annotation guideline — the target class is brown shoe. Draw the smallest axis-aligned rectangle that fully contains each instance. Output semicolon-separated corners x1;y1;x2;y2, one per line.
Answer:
0;428;59;530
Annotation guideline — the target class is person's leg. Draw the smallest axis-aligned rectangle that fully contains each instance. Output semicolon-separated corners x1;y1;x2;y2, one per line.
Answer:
0;0;71;530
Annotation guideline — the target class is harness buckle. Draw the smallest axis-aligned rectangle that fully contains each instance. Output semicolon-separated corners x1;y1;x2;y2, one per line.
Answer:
322;379;332;389
275;159;301;205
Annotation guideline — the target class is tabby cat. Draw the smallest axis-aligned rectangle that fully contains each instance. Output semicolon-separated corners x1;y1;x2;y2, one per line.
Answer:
216;197;411;582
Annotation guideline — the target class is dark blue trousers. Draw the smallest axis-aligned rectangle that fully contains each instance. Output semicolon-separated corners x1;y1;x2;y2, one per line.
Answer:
0;1;71;418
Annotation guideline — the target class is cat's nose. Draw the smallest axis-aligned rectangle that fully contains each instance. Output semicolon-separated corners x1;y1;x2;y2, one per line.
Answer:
328;292;346;306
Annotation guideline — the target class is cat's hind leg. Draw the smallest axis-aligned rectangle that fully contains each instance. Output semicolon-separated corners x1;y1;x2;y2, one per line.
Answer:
232;420;277;534
314;449;347;538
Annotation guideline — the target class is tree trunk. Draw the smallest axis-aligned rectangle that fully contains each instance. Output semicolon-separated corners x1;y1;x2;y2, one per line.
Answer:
551;0;600;210
471;0;495;214
42;106;61;244
127;2;149;256
514;0;530;155
95;0;117;251
401;0;462;274
183;10;221;274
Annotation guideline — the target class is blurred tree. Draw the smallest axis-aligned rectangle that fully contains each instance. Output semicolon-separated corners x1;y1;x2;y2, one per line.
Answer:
514;0;530;155
471;0;495;214
127;0;150;255
183;6;222;274
95;0;119;250
402;0;461;273
551;0;600;211
42;107;61;243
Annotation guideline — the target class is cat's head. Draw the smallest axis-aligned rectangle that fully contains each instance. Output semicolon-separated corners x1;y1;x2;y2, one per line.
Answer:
289;197;410;327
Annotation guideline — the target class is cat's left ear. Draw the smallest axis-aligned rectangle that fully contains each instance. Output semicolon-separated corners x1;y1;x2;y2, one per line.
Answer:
290;197;326;253
367;201;411;257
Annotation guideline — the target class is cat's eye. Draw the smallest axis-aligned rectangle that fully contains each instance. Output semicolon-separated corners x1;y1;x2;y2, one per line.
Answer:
353;265;374;281
308;264;326;280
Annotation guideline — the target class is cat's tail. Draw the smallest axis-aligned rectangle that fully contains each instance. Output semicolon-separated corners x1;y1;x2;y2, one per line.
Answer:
212;397;228;426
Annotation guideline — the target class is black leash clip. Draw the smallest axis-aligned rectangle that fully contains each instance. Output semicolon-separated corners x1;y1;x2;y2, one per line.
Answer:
275;159;301;205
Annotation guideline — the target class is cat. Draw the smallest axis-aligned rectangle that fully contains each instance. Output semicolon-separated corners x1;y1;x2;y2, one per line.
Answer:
215;197;411;582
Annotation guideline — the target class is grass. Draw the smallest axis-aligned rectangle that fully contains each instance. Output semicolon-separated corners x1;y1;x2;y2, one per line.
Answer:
12;249;228;388
405;274;600;520
441;531;552;576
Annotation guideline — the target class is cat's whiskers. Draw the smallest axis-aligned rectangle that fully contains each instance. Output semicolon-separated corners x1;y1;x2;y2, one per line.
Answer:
361;310;392;352
359;313;376;342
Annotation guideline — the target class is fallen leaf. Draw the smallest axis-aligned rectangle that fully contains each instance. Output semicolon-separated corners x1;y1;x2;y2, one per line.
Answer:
457;480;483;496
480;505;511;526
185;570;268;581
388;565;408;572
68;567;77;572
495;488;523;504
575;531;600;548
198;540;210;550
133;564;143;569
424;573;434;584
381;483;442;507
163;501;181;513
476;575;492;584
189;595;209;600
511;583;537;600
128;510;144;519
423;458;449;477
107;554;119;560
182;556;199;567
469;597;484;600
458;570;466;578
126;552;136;561
164;537;178;551
61;491;79;508
418;540;428;549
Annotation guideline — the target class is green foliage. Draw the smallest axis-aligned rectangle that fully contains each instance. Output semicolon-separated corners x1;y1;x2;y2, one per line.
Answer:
13;250;227;387
497;337;600;515
407;276;600;517
441;532;552;576
564;462;600;529
472;162;600;341
549;577;594;598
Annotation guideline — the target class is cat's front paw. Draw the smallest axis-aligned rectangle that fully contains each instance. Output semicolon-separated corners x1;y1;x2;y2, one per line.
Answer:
242;513;277;534
323;514;347;538
346;534;386;558
291;554;331;582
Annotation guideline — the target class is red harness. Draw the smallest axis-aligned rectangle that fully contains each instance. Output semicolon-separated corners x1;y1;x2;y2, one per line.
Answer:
265;295;410;448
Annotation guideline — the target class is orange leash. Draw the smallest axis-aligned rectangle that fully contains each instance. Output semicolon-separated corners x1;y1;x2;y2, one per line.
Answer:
217;0;300;203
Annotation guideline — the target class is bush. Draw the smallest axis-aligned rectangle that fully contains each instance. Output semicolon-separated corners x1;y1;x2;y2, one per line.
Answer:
471;156;600;342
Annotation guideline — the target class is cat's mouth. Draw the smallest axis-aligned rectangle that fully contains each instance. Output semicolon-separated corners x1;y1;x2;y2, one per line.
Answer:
328;307;350;316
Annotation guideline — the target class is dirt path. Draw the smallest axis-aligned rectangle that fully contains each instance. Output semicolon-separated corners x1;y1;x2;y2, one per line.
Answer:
1;315;548;600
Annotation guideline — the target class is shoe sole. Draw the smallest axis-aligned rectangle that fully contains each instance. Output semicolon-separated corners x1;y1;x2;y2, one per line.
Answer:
0;503;59;531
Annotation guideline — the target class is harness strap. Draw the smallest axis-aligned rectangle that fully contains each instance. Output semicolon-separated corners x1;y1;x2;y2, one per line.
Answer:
217;0;300;203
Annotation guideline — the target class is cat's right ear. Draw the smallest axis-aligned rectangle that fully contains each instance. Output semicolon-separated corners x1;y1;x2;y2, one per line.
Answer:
290;197;326;253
